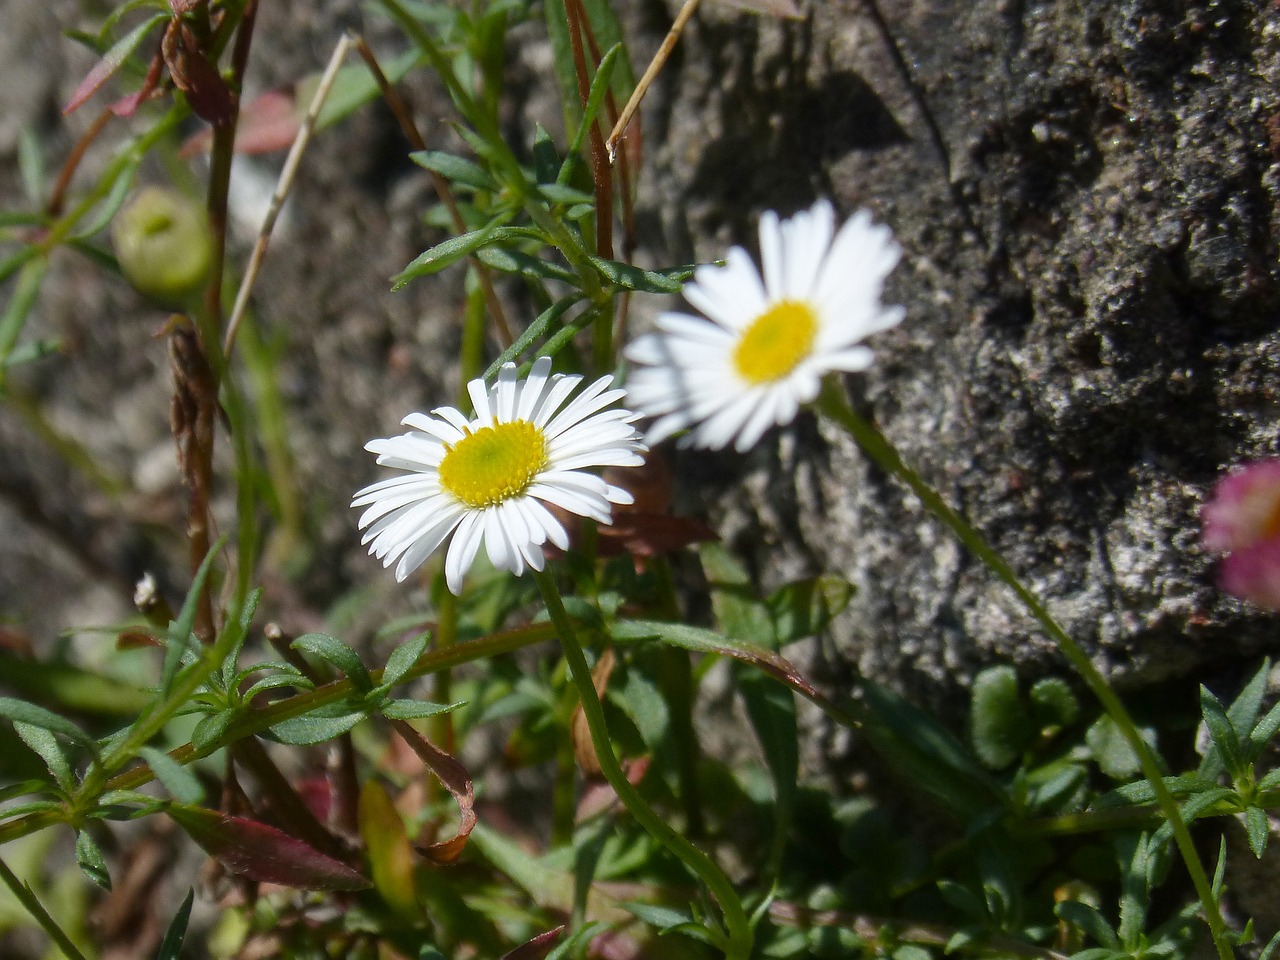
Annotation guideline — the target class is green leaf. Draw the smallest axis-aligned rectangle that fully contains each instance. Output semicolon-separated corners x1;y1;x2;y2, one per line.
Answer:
968;666;1030;770
589;256;689;293
1093;773;1208;808
532;124;560;184
767;576;854;646
1055;899;1120;949
1245;805;1269;858
153;889;195;960
1028;676;1079;731
537;183;594;206
0;697;97;753
1250;697;1280;760
1086;714;1157;780
474;245;577;284
700;542;773;643
0;256;49;379
3;338;62;368
393;221;544;289
859;679;1007;819
738;667;797;868
383;631;430;687
410;150;497;191
292;633;372;692
76;829;111;890
379;699;461;721
190;710;236;753
270;709;366;745
359;780;420;921
315;49;423;131
18;129;44;205
1228;659;1270;739
561;44;621;178
140;747;204;805
1116;833;1152;948
13;722;74;792
72;157;139;239
62;12;169;114
614;669;668;748
162;538;223;696
482;294;584;381
1199;685;1244;779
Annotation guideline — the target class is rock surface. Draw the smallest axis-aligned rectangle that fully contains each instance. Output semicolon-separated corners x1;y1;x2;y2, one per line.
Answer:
0;0;1276;708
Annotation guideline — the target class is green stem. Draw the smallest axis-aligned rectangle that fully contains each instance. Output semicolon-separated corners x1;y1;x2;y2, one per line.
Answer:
0;855;88;960
533;568;751;960
816;377;1233;959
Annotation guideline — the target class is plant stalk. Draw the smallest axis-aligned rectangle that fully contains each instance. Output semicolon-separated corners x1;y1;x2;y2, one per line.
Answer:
815;377;1233;960
533;568;751;960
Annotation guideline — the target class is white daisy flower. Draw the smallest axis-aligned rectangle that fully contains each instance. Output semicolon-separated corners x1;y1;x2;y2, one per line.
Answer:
623;199;904;452
353;358;647;594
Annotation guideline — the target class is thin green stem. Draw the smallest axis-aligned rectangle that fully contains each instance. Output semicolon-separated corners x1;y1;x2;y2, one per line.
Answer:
816;377;1233;960
533;568;751;960
0;855;89;960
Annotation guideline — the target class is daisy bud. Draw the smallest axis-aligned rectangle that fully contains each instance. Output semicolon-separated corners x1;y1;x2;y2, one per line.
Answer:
112;186;212;304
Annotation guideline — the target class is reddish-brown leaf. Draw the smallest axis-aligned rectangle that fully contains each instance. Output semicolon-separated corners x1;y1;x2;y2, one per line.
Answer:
109;50;165;118
576;757;650;822
391;720;477;865
116;629;163;650
571;648;616;776
63;13;169;115
166;804;369;891
597;513;718;558
180;89;300;158
501;926;565;960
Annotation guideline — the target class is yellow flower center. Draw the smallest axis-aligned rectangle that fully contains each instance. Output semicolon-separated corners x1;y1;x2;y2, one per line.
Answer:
732;299;818;384
439;420;548;508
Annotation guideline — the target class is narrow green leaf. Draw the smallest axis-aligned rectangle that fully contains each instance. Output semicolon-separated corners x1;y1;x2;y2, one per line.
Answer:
292;633;371;692
0;256;49;375
532;124;560;184
589;256;690;293
1055;899;1120;949
0;697;96;752
315;48;423;130
482;294;584;381
561;44;621;180
1245;805;1269;858
474;245;577;284
71;158;140;239
140;746;204;805
359;780;420;921
738;667;797;867
1199;685;1244;778
12;722;74;792
538;183;594;206
392;221;543;289
382;631;430;687
270;710;366;746
162;537;224;695
153;889;195;960
18;129;44;205
3;339;62;368
700;542;773;643
190;710;236;753
768;576;854;646
1086;714;1156;780
379;699;461;721
76;829;111;890
410;150;497;191
63;12;169;114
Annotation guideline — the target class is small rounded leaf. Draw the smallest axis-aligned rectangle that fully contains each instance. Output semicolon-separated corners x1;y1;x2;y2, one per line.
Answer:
112;186;212;303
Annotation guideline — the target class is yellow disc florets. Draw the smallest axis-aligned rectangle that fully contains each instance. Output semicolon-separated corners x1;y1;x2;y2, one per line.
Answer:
438;419;548;508
732;299;818;384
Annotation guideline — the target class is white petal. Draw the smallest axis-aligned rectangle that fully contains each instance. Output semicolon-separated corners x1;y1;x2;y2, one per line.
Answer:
684;247;768;330
517;357;554;421
467;376;492;422
495;363;518;422
445;511;484;594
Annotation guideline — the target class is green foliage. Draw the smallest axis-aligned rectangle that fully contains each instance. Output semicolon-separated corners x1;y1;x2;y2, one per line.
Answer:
0;0;1274;958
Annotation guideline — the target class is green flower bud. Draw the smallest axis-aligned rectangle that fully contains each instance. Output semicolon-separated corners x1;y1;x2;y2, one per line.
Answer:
111;186;212;303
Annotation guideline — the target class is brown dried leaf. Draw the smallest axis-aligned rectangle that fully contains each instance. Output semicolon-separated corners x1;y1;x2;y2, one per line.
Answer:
392;720;477;865
162;23;233;126
571;647;616;777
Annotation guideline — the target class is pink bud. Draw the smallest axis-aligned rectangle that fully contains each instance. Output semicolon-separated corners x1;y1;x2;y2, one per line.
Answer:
1202;459;1280;610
